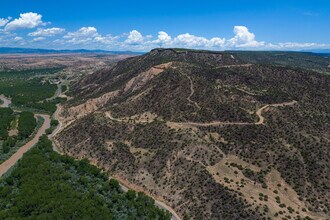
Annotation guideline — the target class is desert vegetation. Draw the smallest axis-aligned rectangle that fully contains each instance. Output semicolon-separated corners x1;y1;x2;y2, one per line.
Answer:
0;68;61;113
56;49;330;219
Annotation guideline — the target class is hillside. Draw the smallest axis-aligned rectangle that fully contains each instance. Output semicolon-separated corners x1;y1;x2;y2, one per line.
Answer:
55;48;330;219
227;51;330;73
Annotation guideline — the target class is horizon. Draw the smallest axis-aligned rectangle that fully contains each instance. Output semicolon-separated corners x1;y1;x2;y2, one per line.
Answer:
1;0;330;51
1;47;330;54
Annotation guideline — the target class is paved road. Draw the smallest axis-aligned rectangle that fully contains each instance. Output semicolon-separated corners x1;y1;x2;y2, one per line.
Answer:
49;104;63;153
0;114;51;177
45;84;62;102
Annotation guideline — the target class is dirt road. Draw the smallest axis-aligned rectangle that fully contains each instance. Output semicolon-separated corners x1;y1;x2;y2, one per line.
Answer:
182;73;201;110
0;114;51;177
114;176;181;220
215;64;253;68
175;100;297;127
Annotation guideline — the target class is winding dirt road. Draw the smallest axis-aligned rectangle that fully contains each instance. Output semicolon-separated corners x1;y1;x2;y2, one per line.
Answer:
215;63;253;68
0;114;50;177
173;101;297;127
182;73;201;110
117;177;181;220
176;69;297;127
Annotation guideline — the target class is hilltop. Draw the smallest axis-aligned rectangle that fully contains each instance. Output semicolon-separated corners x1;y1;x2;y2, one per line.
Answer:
55;49;330;219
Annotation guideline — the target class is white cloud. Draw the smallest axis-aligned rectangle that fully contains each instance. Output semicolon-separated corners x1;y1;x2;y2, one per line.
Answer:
18;25;330;51
0;17;11;27
12;36;26;46
210;37;226;47
64;27;99;39
276;42;328;49
32;37;46;42
173;33;225;48
5;12;46;31
125;30;144;45
227;26;264;48
29;27;65;37
247;42;330;51
153;31;172;46
94;35;118;44
1;15;328;51
61;27;120;48
63;27;101;45
14;36;23;41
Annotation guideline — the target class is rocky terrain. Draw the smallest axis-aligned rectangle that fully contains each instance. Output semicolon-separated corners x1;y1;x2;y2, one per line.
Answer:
55;48;330;219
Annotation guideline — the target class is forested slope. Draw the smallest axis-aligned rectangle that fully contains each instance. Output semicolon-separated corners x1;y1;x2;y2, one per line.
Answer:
0;136;171;219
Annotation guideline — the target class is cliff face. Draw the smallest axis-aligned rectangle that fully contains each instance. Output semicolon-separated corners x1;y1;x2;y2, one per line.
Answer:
56;49;330;219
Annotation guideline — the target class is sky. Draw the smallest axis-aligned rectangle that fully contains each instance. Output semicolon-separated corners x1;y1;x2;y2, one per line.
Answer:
0;0;329;51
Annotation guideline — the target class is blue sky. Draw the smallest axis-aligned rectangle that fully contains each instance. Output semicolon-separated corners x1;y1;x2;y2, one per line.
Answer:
0;0;329;51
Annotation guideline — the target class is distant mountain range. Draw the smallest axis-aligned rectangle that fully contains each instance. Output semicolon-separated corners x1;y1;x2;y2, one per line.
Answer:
0;47;144;55
301;49;330;54
1;47;330;55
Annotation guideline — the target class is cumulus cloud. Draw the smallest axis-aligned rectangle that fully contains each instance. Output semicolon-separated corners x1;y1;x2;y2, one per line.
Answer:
29;27;65;37
60;26;327;51
1;15;328;51
32;37;46;42
14;36;23;41
276;42;328;49
63;27;100;44
125;30;144;45
5;12;46;31
94;35;118;44
0;17;11;27
173;33;225;48
61;26;119;48
64;27;99;39
227;26;264;48
153;31;172;46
